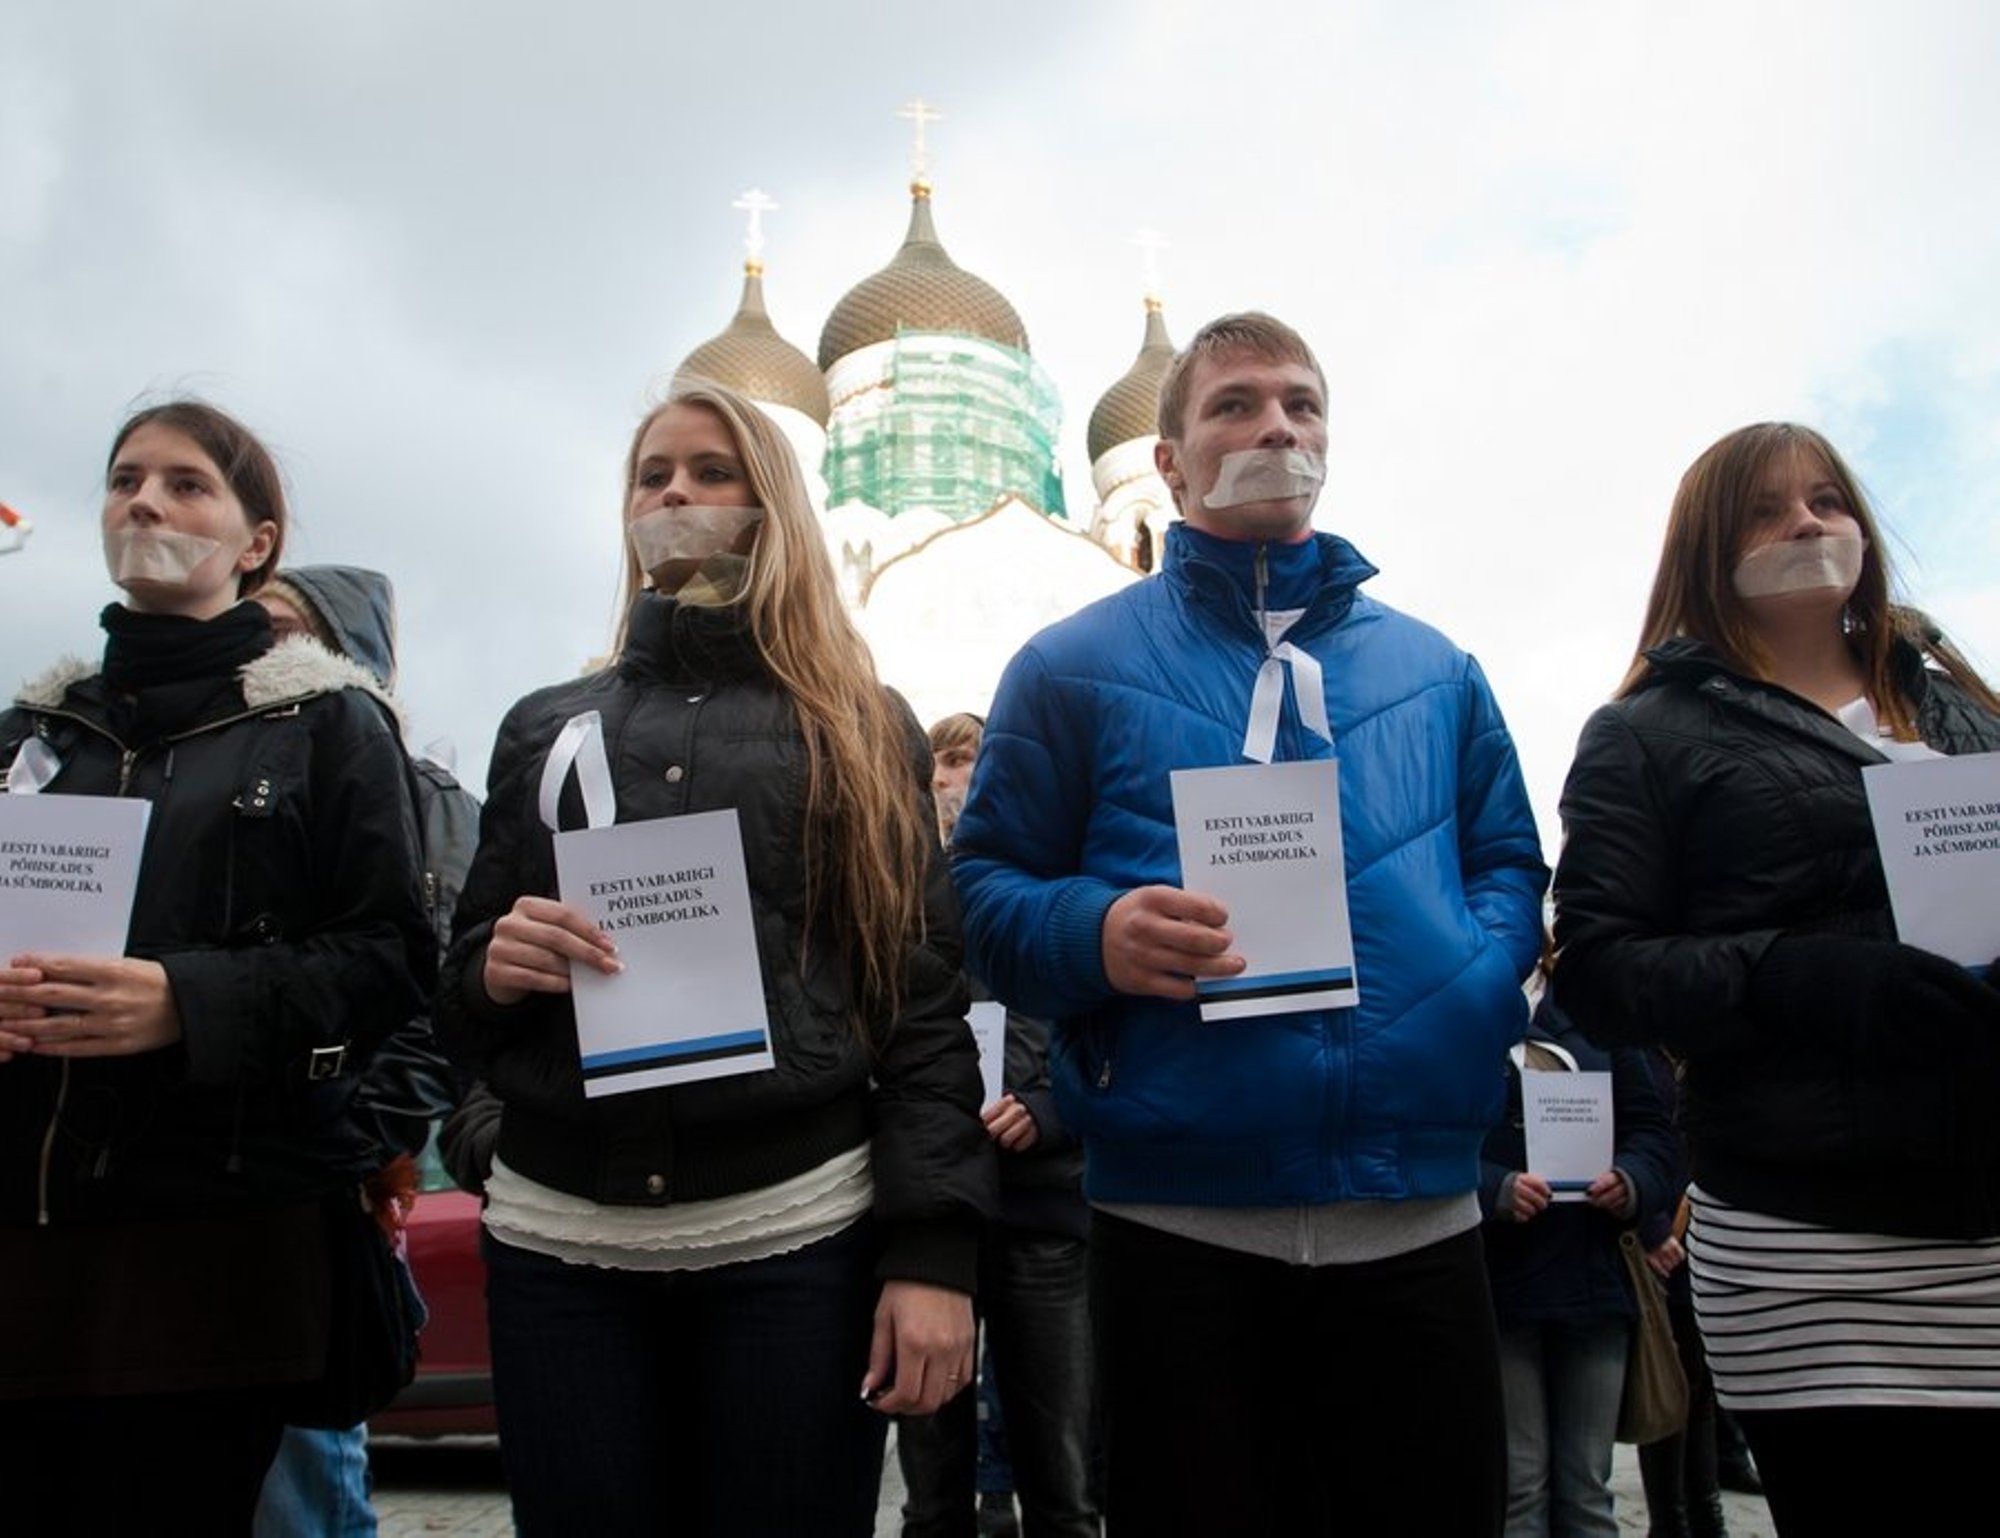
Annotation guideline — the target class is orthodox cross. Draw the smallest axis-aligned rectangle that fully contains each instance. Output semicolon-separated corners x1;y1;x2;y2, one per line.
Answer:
1132;228;1170;305
896;97;943;184
732;187;777;268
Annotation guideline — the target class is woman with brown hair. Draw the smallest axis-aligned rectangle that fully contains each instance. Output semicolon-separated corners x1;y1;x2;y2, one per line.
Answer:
0;401;435;1532
1553;422;2000;1535
437;379;990;1537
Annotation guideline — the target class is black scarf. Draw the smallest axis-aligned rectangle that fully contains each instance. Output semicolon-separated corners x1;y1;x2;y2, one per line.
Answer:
99;601;274;693
96;603;276;744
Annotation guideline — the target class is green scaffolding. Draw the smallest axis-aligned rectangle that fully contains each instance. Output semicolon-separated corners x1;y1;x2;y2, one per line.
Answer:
824;331;1067;521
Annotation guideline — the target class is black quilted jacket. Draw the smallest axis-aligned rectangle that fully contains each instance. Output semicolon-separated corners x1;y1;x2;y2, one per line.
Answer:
1554;637;2000;1238
437;592;992;1292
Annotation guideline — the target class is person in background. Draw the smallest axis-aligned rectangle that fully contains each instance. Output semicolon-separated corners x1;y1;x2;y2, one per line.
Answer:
436;379;992;1538
899;716;1098;1538
250;567;477;1538
0;402;434;1534
1554;422;2000;1535
1635;1193;1728;1538
1481;986;1680;1537
928;712;983;846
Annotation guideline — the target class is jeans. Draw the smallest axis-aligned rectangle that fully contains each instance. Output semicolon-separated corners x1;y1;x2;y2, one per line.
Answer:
254;1424;377;1538
899;1230;1098;1537
1497;1317;1629;1538
483;1220;887;1538
974;1351;1012;1499
1089;1213;1504;1536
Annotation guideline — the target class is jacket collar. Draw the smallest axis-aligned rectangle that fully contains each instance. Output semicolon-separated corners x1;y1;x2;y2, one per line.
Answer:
18;636;397;727
1637;637;1887;767
618;592;763;686
1162;523;1378;641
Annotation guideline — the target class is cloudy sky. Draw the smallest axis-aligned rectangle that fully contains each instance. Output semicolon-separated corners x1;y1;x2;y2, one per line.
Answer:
4;0;1997;854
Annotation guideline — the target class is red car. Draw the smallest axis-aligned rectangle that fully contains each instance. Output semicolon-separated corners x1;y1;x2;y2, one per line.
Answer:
369;1139;495;1437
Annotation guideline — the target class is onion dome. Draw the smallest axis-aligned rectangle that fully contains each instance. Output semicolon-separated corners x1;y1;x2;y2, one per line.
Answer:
675;262;831;427
1087;298;1177;464
817;185;1028;371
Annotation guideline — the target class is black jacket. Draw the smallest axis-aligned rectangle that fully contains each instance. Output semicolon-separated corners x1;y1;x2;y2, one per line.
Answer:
1553;637;2000;1237
437;593;993;1292
273;564;477;1158
984;1004;1087;1243
0;640;435;1226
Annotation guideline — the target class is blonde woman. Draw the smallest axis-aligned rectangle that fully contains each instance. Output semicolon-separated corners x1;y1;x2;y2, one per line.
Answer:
1554;423;2000;1535
437;381;991;1537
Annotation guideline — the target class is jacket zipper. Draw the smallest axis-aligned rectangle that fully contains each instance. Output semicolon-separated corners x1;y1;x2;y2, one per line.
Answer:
25;696;302;1224
27;713;133;1225
36;698;303;758
1253;541;1303;759
1254;542;1270;651
36;1060;72;1224
1105;539;1263;1088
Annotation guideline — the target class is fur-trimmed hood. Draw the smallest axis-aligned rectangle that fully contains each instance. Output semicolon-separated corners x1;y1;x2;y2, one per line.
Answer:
15;636;402;730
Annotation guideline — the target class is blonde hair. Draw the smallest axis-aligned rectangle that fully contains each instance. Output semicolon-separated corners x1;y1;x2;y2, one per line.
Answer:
1619;423;1999;734
615;379;933;1046
927;712;985;761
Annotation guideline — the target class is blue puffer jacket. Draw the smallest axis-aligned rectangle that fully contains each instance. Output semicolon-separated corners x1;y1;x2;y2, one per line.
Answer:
953;524;1547;1206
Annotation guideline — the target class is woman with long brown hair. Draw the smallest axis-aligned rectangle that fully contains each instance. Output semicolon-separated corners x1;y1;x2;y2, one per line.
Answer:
437;379;990;1536
1553;422;2000;1535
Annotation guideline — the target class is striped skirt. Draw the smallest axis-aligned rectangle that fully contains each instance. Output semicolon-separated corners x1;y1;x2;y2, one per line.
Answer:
1689;1186;2000;1411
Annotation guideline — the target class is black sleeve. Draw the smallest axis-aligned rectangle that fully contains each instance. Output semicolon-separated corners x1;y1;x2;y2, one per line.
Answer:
1552;705;1778;1057
162;692;435;1091
1608;1041;1683;1229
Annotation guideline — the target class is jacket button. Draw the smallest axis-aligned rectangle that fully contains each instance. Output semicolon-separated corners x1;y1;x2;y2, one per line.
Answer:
663;765;684;784
645;1173;667;1196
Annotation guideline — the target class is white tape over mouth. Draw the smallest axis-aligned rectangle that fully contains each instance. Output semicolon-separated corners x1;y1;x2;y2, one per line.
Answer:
105;526;224;586
627;504;765;575
1732;534;1865;598
1201;448;1326;509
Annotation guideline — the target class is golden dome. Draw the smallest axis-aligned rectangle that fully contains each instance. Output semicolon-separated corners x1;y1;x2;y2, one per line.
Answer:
1087;299;1176;464
817;186;1028;371
676;265;831;427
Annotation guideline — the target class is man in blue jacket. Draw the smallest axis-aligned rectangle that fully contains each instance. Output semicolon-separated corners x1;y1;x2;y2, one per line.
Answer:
952;312;1547;1533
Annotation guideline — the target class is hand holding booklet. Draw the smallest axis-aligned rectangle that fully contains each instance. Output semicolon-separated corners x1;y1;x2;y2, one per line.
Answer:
0;787;151;958
1169;758;1358;1022
1862;751;2000;967
1520;1069;1613;1202
540;713;776;1098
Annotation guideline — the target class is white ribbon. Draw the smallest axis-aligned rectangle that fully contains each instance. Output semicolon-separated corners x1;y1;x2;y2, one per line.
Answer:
538;711;617;832
5;737;61;795
1242;643;1332;765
